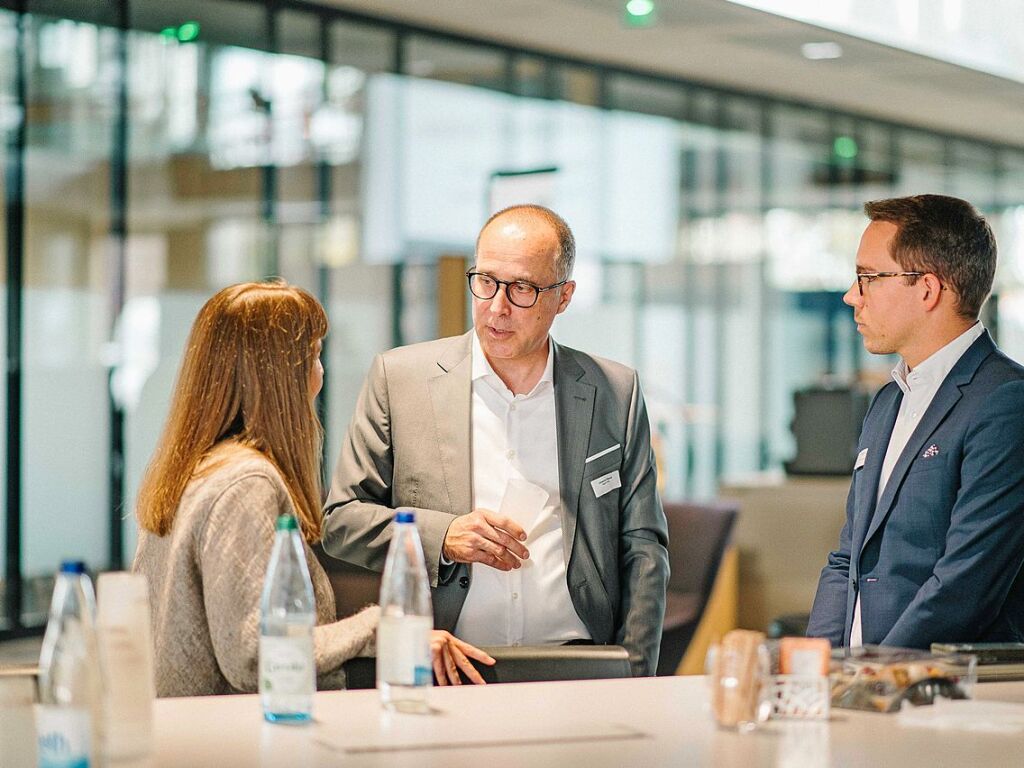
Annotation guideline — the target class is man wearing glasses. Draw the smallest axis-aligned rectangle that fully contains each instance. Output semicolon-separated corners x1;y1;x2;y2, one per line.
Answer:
323;205;668;678
808;194;1024;649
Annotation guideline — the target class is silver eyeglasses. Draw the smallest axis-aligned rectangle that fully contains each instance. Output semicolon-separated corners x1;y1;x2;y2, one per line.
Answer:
466;271;567;309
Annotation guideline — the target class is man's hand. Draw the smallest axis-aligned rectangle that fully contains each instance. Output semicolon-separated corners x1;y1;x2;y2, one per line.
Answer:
431;630;495;686
442;509;529;570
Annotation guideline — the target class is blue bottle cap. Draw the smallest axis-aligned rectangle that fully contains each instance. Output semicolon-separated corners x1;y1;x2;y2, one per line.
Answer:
60;560;87;574
395;509;415;524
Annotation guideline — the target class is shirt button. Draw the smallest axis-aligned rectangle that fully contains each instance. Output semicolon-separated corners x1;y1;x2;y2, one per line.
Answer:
507;450;516;460
512;592;519;600
510;404;516;412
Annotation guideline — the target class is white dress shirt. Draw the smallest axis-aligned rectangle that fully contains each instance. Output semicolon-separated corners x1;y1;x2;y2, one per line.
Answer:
453;333;591;647
849;322;985;646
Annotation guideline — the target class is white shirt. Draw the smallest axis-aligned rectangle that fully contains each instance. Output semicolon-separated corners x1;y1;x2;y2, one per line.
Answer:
850;322;985;646
453;333;591;647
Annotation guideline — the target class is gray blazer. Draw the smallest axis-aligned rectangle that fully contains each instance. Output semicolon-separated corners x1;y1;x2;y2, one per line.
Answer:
323;331;669;676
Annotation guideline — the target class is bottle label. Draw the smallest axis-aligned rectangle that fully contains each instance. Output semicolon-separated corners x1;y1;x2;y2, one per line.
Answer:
377;615;432;686
259;635;314;696
36;705;91;768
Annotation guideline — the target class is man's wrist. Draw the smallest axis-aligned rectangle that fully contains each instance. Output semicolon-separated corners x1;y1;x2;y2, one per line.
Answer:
440;522;455;566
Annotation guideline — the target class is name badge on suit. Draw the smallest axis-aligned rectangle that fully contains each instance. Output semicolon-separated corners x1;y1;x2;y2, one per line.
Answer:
855;448;868;470
591;471;621;498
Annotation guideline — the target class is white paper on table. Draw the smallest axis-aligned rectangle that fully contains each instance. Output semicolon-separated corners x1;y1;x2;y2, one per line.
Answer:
497;477;549;540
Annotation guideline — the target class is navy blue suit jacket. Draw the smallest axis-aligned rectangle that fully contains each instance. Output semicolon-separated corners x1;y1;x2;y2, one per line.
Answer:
807;332;1024;648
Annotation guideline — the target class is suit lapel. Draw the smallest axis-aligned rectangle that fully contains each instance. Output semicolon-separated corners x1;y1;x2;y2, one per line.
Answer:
853;387;901;556
860;332;995;551
427;333;473;517
553;342;595;565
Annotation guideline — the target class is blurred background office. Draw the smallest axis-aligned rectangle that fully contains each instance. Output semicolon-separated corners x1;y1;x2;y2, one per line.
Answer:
2;0;1024;658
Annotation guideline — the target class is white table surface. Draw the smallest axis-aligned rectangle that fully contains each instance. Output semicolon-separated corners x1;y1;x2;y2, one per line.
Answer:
130;675;1024;768
6;675;1020;767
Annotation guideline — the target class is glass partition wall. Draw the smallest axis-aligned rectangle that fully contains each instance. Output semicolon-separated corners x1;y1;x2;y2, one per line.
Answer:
3;0;1024;637
1;7;15;628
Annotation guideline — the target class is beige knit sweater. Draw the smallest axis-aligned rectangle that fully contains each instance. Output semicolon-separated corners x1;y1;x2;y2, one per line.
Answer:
133;452;379;697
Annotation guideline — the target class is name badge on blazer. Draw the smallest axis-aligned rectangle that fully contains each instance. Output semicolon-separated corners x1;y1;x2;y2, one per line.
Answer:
591;470;621;498
854;448;868;470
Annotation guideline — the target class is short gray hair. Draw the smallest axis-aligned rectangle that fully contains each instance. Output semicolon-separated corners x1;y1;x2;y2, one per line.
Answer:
477;204;576;281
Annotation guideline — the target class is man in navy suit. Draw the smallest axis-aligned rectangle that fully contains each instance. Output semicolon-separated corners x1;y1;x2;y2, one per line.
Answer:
807;194;1024;649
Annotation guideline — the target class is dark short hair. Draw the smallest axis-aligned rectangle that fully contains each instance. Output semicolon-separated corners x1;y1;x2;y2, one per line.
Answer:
477;204;576;281
863;194;996;319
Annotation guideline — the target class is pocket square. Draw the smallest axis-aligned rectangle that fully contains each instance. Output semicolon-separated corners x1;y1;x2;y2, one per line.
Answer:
921;444;940;459
586;444;621;464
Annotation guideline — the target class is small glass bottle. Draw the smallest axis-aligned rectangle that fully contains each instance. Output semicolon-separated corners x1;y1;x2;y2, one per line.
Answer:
36;560;103;768
377;509;433;713
259;514;316;723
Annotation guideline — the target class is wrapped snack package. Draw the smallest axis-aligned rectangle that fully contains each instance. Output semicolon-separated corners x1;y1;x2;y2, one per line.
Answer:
829;646;977;713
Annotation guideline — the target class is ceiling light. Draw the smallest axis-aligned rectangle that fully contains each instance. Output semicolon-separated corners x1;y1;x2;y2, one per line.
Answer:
159;22;201;43
833;136;859;160
801;42;843;60
176;22;201;43
625;0;656;27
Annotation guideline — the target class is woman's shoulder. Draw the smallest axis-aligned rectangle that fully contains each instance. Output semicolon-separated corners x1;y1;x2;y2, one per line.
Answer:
182;449;294;545
188;447;289;505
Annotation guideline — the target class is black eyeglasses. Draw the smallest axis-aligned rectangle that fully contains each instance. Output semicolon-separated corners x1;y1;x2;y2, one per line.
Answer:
466;271;568;309
855;271;925;296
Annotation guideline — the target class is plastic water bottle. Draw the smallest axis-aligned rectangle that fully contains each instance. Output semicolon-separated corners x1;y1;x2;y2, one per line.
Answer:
259;514;316;723
377;509;433;713
36;560;103;768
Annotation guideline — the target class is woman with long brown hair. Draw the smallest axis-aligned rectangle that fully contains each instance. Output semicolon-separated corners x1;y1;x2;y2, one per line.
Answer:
133;281;491;696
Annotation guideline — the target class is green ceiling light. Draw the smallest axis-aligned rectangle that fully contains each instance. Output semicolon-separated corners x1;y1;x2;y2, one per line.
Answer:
833;136;859;160
625;0;656;27
176;21;201;42
159;22;201;43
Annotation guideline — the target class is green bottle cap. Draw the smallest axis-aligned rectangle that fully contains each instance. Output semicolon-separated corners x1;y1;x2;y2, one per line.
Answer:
275;514;299;531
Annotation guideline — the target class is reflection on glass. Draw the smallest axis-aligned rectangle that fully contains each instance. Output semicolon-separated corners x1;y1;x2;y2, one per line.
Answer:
608;74;686;119
322;20;396;441
897;130;946;195
278;9;319;60
949;140;997;208
776;721;830;768
722;98;762;212
770;104;832;210
551;64;599;106
22;16;116;610
513;55;547;99
123;3;271;559
129;0;268;51
0;9;12;598
404;36;507;92
999;288;1024;365
997;150;1024;209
